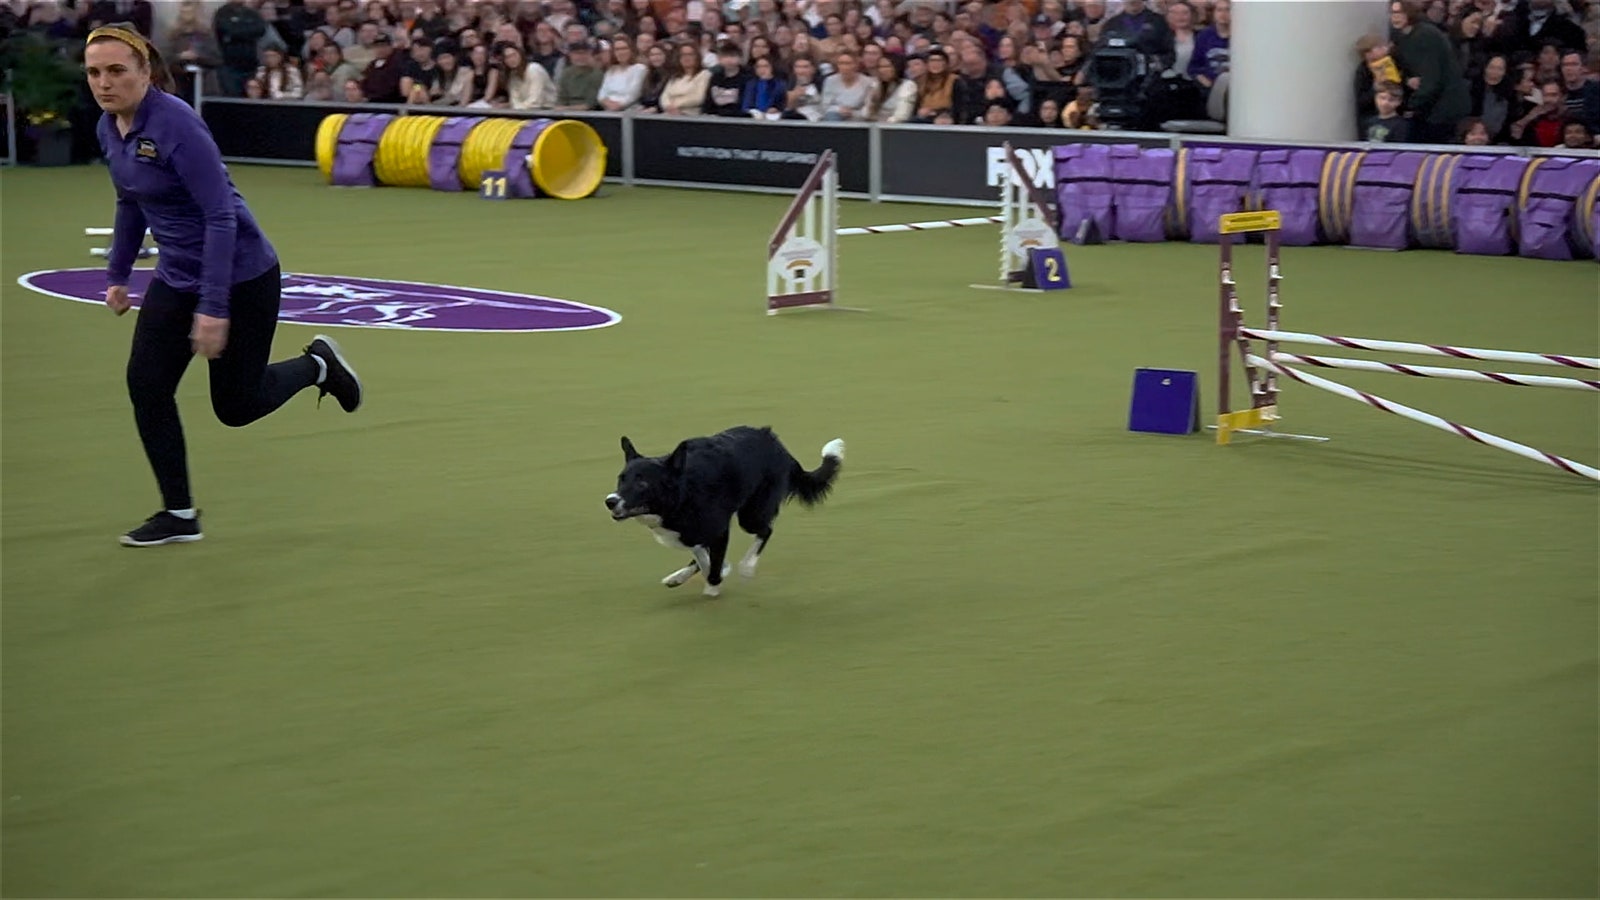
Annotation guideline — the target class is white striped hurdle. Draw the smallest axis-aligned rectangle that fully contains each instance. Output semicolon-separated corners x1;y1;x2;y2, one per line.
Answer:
1247;354;1599;482
85;226;157;259
766;142;1058;314
1214;212;1598;482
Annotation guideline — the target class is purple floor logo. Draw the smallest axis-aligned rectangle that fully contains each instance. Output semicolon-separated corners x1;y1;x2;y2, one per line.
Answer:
16;268;622;333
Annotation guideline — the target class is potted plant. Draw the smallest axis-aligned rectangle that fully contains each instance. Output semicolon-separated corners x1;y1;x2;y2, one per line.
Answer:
2;32;84;167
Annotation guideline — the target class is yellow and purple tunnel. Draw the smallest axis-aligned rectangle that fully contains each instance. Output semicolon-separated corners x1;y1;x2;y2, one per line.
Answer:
317;112;607;200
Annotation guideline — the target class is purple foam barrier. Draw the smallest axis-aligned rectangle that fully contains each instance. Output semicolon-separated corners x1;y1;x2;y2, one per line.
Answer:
1185;146;1257;244
1109;144;1173;242
1348;149;1426;250
1565;160;1600;260
1252;149;1326;246
1518;157;1600;261
1591;197;1600;260
1450;155;1525;256
427;115;485;192
331;113;393;187
1054;143;1115;242
502;118;558;199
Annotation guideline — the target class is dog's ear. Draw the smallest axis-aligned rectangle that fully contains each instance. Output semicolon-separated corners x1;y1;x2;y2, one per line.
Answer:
621;436;640;461
666;440;690;470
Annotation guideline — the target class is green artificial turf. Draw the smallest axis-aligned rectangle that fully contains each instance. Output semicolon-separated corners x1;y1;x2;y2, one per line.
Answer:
2;164;1597;898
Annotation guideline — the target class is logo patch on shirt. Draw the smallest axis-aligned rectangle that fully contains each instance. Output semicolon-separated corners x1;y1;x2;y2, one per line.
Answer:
135;138;158;160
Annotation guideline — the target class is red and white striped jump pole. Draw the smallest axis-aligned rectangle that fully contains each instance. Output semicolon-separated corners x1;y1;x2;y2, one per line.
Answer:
1247;354;1600;481
1270;352;1600;392
1241;328;1600;371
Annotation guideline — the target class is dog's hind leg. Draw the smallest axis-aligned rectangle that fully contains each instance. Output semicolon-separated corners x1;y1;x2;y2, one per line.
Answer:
737;528;772;578
700;531;732;597
736;499;780;579
662;559;700;588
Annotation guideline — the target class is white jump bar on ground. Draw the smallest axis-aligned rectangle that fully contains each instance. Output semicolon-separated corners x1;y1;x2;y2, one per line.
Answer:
1270;352;1600;392
1241;328;1600;371
1248;354;1600;481
835;215;1003;237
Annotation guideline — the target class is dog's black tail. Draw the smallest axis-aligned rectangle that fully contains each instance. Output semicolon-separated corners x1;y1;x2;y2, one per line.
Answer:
789;438;845;507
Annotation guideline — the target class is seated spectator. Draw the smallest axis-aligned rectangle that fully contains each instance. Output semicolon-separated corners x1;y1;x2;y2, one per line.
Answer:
163;0;223;99
343;20;383;71
342;77;367;102
597;35;648;110
359;33;406;103
1457;115;1492;144
316;43;363;95
1036;96;1063;127
1471;54;1519;141
244;76;266;99
528;21;566;77
659;41;712;115
500;43;558;109
1063;85;1096;127
465;43;500;107
636;43;672;112
1563;117;1597;147
982;98;1015;127
1559;48;1600;130
1510;77;1570;144
399;37;439;104
1057;34;1091;84
781;55;825;120
741;55;789;118
557;40;605;108
1452;7;1491;80
913;48;957;122
1362;80;1412;141
303;69;336;101
255;46;304;100
704;41;753;116
819;49;873;120
428;47;473;105
868;53;917;122
1354;31;1402;121
950;41;995;124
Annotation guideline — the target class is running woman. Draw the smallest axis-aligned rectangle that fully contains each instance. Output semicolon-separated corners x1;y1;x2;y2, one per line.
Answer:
85;23;364;547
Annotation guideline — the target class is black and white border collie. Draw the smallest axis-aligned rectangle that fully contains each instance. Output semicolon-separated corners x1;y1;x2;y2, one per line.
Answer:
604;426;845;596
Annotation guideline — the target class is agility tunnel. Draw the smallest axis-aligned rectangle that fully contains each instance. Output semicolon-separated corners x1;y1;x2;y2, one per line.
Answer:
316;113;607;200
1054;142;1598;260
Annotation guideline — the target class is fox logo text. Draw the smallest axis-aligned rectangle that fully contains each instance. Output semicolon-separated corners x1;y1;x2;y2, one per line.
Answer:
987;146;1055;190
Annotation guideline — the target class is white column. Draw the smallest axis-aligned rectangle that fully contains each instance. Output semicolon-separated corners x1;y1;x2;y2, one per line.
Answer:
1228;0;1391;142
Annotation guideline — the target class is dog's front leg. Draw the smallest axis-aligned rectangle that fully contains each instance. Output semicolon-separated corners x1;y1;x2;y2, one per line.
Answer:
700;532;731;597
662;558;700;588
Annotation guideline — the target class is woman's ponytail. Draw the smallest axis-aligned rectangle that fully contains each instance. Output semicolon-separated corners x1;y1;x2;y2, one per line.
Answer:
144;40;177;93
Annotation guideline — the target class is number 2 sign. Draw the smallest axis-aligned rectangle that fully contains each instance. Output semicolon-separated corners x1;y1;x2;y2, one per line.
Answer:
1025;247;1071;291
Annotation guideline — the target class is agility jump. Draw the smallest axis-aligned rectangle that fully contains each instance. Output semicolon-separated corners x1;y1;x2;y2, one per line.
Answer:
1214;210;1599;482
85;226;156;259
766;142;1059;314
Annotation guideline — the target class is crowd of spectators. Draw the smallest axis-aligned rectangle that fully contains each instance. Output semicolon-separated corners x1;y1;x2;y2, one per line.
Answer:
3;0;1598;146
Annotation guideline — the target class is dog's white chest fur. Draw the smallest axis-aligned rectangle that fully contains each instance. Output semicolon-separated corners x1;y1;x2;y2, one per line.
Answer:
635;514;687;550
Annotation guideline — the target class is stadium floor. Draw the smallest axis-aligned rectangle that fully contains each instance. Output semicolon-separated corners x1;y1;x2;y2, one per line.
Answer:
3;164;1596;898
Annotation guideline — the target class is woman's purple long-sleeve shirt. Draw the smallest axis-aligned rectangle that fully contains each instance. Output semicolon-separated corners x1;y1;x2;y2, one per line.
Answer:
97;89;277;319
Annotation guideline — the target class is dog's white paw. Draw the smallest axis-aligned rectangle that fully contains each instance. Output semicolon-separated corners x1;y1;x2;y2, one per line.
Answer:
822;438;846;462
662;565;698;588
738;557;759;578
721;563;732;578
702;583;722;598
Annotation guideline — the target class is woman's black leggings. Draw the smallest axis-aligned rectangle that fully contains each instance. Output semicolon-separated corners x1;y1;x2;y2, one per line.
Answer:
127;263;320;510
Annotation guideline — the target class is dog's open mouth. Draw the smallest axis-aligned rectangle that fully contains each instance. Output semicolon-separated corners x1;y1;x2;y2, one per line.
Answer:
610;506;648;521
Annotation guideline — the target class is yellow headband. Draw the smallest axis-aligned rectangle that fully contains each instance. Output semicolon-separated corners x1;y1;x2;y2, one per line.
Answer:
87;26;150;63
